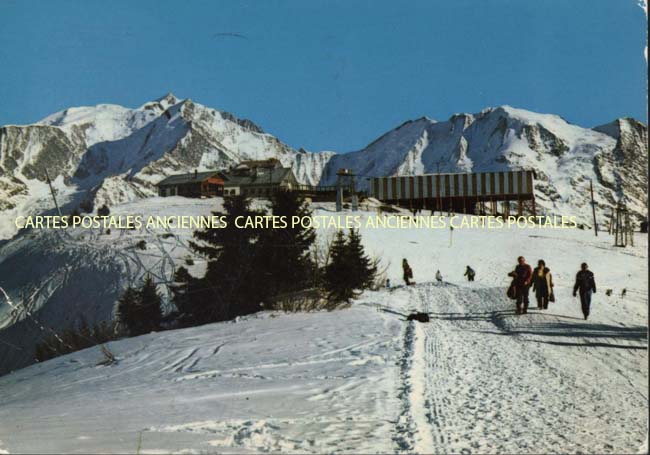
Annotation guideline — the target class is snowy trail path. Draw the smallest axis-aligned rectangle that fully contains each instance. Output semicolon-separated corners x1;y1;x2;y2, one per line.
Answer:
381;282;647;454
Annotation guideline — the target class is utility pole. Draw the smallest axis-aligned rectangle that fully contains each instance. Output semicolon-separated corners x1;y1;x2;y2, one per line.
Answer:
614;204;621;246
608;207;615;235
44;169;63;217
589;179;598;237
613;202;629;247
335;168;355;212
350;174;358;211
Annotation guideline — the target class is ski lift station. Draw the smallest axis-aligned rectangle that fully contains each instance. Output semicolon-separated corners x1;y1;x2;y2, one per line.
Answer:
367;170;537;215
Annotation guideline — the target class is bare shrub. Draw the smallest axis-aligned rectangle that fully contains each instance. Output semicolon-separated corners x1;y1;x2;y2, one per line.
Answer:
370;257;390;291
97;344;117;366
266;288;347;312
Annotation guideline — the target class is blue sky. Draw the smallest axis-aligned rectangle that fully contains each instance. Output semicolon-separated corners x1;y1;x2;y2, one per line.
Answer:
0;0;646;151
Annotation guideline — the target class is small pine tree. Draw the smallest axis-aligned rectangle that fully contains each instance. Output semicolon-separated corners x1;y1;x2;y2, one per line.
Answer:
324;231;356;302
170;266;213;325
138;275;163;332
116;276;162;336
170;266;192;316
346;229;377;290
116;286;139;334
324;229;377;304
189;195;269;321
257;190;317;296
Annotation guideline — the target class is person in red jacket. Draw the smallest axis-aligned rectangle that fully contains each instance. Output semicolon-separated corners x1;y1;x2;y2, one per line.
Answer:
508;256;533;315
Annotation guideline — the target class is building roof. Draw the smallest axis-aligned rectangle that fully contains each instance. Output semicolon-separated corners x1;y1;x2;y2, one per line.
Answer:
366;169;537;179
222;167;293;187
157;171;223;186
157;165;295;188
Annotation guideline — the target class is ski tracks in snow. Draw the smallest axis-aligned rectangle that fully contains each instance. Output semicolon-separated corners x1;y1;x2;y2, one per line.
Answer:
388;282;647;454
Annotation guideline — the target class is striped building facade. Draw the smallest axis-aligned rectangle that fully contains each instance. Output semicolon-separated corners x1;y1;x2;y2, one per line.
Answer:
368;170;535;214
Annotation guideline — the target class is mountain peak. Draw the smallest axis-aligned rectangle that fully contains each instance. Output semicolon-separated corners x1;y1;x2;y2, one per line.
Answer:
155;92;180;105
594;117;648;141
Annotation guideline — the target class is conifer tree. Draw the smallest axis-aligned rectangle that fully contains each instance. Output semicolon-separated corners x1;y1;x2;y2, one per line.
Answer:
138;275;163;332
189;195;268;321
324;229;377;303
170;266;212;325
116;286;139;333
346;229;377;290
324;230;356;302
257;190;317;296
116;276;162;336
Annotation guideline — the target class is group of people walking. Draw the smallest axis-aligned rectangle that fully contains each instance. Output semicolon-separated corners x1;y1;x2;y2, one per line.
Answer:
507;256;554;315
508;256;597;319
398;256;598;320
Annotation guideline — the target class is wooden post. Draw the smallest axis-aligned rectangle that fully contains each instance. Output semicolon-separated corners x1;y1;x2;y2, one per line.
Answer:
532;197;536;216
614;204;624;247
620;204;629;247
614;204;618;246
624;209;633;247
608;207;614;235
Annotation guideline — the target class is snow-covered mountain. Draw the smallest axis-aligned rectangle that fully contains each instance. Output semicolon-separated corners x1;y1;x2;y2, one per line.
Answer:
320;106;648;225
0;93;333;238
0;97;647;240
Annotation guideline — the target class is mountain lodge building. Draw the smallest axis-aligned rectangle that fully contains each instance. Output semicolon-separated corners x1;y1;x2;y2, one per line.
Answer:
157;170;224;197
157;159;299;198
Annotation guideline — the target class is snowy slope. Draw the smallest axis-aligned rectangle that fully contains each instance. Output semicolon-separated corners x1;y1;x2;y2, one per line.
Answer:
0;197;648;374
0;203;647;453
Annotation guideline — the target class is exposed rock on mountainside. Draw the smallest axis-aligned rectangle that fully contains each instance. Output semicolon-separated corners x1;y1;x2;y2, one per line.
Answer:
0;97;647;239
320;106;647;224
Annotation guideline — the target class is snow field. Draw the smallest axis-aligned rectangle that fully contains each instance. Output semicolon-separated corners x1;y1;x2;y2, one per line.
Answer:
0;198;647;453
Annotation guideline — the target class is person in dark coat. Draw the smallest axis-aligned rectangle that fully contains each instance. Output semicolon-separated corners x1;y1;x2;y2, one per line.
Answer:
573;262;596;320
508;256;532;315
402;259;413;286
531;259;554;310
464;266;476;282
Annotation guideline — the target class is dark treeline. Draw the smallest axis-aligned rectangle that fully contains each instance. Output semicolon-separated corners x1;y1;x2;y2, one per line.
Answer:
169;191;377;326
